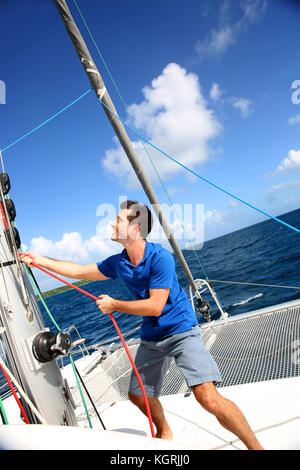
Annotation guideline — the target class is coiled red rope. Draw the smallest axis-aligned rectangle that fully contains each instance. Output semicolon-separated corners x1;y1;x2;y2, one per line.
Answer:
20;257;155;438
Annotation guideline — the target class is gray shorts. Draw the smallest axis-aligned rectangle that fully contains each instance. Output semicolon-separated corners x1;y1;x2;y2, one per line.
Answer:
129;325;222;398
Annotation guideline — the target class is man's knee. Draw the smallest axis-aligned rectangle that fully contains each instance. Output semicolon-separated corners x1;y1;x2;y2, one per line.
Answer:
192;382;220;414
128;391;143;405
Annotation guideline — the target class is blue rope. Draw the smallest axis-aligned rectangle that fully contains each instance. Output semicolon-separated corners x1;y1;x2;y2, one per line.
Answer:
1;89;92;153
98;98;300;235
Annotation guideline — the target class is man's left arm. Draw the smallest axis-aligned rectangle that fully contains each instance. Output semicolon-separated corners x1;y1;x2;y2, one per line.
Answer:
97;249;174;316
96;288;170;317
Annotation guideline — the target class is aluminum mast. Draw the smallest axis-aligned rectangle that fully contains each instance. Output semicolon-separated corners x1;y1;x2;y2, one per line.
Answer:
0;170;78;425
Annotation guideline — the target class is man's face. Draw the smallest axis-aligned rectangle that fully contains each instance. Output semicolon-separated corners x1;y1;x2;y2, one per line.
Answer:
111;208;140;242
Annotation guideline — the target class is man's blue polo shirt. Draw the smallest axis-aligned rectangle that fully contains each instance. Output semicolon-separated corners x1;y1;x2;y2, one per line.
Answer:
97;241;198;341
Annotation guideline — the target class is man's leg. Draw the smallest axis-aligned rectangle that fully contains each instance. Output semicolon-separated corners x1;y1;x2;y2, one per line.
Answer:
128;392;173;439
191;382;264;450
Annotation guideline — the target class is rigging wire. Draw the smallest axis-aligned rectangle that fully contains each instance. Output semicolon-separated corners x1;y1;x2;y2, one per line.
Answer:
0;149;5;172
1;88;92;154
96;98;300;236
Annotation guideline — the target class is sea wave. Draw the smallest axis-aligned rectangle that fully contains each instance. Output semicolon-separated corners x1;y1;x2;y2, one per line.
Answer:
232;293;263;307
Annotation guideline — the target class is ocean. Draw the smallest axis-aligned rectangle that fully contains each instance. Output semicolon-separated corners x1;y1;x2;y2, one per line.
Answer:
1;208;300;393
40;208;300;349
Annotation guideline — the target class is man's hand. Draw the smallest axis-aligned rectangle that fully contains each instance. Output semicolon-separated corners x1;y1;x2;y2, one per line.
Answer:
19;252;43;267
96;288;170;318
96;294;116;314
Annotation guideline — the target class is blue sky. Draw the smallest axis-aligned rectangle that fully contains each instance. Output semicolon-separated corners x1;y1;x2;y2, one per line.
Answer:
1;0;300;290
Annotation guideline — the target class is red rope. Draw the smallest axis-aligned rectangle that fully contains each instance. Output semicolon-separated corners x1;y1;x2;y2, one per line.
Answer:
0;362;30;424
21;258;156;438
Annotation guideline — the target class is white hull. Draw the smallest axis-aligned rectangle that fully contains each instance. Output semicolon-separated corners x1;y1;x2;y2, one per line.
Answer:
2;298;300;450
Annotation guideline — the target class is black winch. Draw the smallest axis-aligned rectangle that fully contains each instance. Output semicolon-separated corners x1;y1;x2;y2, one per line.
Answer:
32;331;73;363
196;298;211;322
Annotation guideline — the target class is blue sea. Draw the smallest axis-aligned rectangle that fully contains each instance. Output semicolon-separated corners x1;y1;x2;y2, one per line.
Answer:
40;208;300;350
1;209;300;394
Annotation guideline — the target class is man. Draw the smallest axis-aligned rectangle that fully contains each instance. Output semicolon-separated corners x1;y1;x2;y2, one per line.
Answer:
20;200;263;449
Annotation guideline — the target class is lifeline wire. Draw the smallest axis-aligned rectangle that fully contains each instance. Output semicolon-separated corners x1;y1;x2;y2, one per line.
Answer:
97;98;300;236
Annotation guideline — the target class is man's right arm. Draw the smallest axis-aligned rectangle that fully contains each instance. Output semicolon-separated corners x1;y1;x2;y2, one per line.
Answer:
19;252;109;281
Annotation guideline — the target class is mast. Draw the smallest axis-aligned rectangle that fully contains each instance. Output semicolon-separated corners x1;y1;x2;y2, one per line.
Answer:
54;0;211;320
0;167;78;425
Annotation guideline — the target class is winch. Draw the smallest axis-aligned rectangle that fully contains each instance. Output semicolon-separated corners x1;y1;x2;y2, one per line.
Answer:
32;331;73;363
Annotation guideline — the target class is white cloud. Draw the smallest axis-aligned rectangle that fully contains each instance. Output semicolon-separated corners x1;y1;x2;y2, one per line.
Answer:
230;97;253;117
204;209;227;224
30;227;120;267
265;180;300;202
274;150;300;175
240;0;268;24
288;114;300;125
165;186;186;196
102;63;222;189
229;199;241;208
28;231;119;291
266;180;300;194
209;82;253;118
284;196;300;204
210;83;224;101
196;26;235;59
195;0;268;60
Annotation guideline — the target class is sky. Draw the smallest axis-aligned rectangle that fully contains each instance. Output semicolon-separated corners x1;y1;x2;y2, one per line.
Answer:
1;0;300;291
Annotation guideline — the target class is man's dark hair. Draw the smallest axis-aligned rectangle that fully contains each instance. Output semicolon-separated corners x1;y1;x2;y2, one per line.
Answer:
120;200;153;239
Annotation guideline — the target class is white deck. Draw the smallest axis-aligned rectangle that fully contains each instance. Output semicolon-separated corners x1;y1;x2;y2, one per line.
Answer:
1;376;299;449
100;376;300;450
